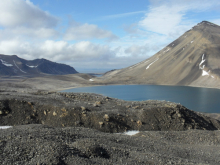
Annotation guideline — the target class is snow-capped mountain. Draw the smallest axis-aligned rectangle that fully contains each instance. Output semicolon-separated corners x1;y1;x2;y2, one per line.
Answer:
97;21;220;88
0;55;78;76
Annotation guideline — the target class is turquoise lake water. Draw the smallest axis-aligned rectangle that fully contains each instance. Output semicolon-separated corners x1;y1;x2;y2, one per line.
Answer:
62;85;220;113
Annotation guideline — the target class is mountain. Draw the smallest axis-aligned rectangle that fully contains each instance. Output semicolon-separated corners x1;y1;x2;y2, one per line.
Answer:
97;21;220;88
0;54;78;77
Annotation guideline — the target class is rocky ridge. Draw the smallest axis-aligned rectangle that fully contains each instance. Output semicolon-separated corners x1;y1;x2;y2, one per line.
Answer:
0;54;78;77
0;89;220;164
0;91;220;132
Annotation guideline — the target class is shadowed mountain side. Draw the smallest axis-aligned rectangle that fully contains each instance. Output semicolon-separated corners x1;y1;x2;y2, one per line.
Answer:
0;54;78;77
94;21;220;89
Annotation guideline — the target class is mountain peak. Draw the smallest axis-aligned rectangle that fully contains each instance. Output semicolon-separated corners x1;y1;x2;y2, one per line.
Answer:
201;20;212;24
195;21;219;27
97;21;220;89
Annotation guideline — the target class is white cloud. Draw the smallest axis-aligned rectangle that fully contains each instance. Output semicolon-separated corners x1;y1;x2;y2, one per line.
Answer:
69;54;148;70
0;0;60;40
1;0;220;71
139;5;194;39
124;44;150;57
139;5;185;35
0;38;147;69
0;39;35;60
0;0;120;70
100;11;146;20
0;27;59;40
0;0;58;28
139;0;220;38
40;40;114;60
110;31;169;59
149;0;220;11
64;20;118;41
0;39;114;61
0;0;119;41
211;19;220;26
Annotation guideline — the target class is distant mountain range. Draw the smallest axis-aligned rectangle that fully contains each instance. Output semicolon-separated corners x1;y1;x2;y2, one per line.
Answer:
0;54;78;77
97;21;220;88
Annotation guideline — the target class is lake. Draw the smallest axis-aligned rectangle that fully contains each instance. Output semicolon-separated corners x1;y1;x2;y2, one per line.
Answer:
62;85;220;113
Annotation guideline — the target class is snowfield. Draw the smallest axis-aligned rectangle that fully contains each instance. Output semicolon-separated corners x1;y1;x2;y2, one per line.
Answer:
199;54;214;78
0;126;12;129
26;64;38;68
0;59;13;67
146;58;159;70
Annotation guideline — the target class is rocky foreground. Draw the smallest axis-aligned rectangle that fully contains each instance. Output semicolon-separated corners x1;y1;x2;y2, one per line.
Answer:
1;124;220;165
0;90;220;164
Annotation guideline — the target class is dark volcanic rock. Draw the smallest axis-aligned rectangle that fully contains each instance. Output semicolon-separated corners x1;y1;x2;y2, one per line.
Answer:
1;124;220;165
0;91;220;132
1;91;220;164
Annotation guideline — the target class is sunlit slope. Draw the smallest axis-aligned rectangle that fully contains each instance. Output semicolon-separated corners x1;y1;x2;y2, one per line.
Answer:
96;21;220;88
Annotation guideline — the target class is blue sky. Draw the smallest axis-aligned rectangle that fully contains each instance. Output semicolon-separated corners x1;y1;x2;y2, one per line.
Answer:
0;0;220;72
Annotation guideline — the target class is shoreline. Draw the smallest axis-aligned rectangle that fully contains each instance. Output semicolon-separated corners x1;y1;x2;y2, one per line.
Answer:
57;82;220;92
1;77;220;164
57;83;220;118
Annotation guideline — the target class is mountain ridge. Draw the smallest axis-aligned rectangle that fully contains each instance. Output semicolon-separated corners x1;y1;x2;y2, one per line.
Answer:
0;54;78;77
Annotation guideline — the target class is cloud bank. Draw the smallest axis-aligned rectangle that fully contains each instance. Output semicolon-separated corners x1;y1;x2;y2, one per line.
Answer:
0;0;220;71
0;0;58;28
139;0;220;37
64;20;118;41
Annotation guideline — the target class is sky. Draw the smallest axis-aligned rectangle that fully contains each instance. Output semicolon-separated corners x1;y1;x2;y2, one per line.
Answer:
0;0;220;73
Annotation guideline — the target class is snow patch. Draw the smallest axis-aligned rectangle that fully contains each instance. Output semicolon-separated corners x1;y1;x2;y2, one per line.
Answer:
207;22;215;26
202;70;209;76
191;41;194;43
146;58;159;70
163;48;170;53
26;64;38;68
199;54;214;78
199;54;206;69
124;130;139;136
0;59;13;67
89;79;94;82
144;60;149;64
13;60;27;73
0;126;12;129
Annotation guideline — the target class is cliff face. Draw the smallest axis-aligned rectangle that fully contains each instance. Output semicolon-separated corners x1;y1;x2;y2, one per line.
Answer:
97;21;220;88
0;54;78;77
